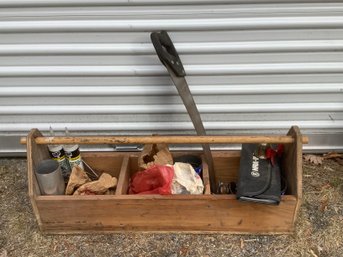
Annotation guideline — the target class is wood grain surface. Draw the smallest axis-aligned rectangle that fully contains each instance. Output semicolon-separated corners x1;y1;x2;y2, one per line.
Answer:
21;135;309;145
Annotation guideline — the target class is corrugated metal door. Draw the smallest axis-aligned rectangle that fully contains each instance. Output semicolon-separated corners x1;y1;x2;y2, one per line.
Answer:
0;0;342;155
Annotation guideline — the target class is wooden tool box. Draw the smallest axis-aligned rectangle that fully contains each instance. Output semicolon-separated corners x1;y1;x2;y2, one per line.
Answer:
24;126;306;234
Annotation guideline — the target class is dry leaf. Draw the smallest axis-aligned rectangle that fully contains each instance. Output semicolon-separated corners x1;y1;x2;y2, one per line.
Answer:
321;183;331;190
303;154;323;165
179;246;189;256
0;250;7;257
244;239;258;242
240;238;244;249
335;158;343;166
323;152;343;159
309;249;319;257
319;197;329;212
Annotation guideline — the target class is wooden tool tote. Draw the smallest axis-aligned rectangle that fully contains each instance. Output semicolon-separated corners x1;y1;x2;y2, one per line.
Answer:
23;126;307;234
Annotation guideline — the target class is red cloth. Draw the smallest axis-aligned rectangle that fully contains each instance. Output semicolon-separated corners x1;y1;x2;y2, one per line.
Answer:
129;165;174;195
266;144;284;166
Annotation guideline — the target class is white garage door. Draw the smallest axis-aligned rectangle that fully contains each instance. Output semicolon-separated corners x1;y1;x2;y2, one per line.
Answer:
0;0;342;155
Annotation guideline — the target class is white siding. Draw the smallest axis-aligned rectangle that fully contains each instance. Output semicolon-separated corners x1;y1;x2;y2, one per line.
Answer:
0;1;342;154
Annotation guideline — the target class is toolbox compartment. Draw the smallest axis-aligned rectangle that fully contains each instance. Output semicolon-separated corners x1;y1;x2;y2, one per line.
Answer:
26;126;304;234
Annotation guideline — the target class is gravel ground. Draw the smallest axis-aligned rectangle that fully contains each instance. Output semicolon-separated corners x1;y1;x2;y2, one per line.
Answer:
0;157;342;257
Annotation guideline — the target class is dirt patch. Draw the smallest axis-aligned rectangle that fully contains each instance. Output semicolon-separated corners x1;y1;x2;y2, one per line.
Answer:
0;157;342;257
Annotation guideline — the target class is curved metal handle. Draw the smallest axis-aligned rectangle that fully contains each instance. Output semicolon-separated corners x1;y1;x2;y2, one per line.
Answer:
150;30;186;77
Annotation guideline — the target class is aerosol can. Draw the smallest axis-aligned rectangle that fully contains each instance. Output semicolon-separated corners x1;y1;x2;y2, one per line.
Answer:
63;127;84;170
47;127;71;181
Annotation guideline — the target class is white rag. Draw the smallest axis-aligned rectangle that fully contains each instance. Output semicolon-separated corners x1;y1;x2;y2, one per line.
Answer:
171;162;204;194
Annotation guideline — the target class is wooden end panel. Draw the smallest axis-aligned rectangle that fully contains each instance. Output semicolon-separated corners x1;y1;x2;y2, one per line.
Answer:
283;126;303;199
36;196;296;234
27;129;50;197
284;126;303;226
27;128;50;230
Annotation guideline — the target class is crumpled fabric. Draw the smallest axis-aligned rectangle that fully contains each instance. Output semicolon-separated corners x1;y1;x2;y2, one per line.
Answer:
129;165;174;195
171;162;204;194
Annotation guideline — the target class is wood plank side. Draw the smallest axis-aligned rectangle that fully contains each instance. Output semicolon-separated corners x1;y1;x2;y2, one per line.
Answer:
82;155;124;178
115;156;130;195
36;197;296;234
42;230;293;235
213;153;240;190
36;194;296;201
82;152;132;159
283;140;296;195
286;126;303;225
283;127;303;198
27;128;50;230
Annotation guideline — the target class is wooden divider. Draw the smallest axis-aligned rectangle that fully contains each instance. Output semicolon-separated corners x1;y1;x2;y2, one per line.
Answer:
115;156;131;195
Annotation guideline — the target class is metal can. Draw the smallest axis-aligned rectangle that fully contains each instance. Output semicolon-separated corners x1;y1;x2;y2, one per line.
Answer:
64;144;84;170
35;159;65;195
48;144;71;181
